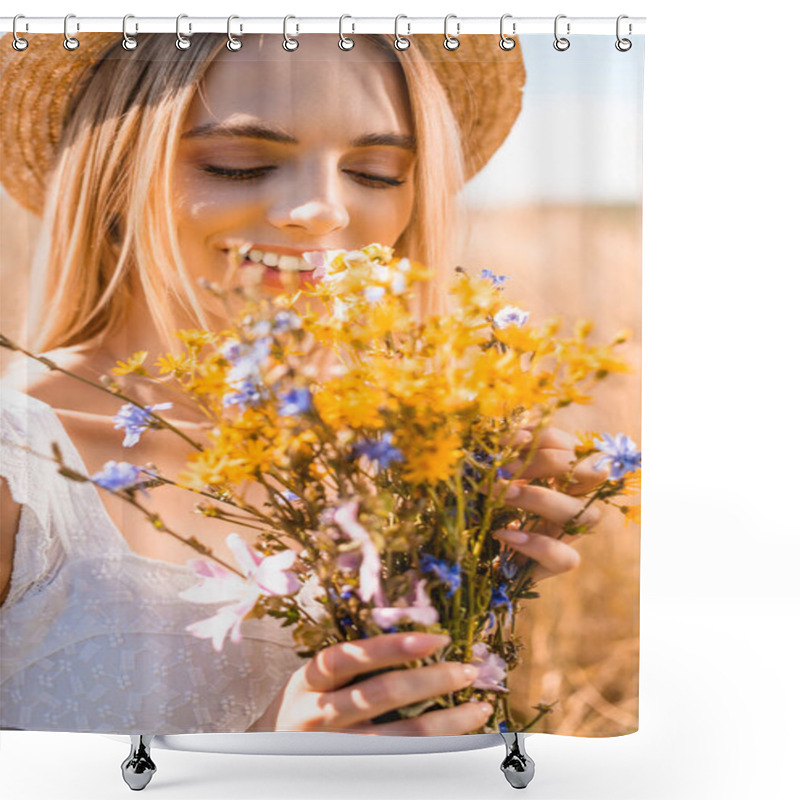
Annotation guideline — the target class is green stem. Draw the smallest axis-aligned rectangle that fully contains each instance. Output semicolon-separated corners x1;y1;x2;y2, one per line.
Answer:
0;333;204;452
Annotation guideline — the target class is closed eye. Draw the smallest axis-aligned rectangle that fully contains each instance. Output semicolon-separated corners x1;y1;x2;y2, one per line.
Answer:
199;165;407;189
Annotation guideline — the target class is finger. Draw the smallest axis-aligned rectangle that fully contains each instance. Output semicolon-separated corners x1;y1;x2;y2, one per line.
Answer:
329;661;479;729
498;449;610;494
300;632;451;693
489;481;603;529
349;701;494;736
493;530;581;581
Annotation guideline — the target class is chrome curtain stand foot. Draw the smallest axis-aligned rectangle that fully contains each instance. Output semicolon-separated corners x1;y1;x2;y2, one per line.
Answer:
499;732;535;789
121;735;157;791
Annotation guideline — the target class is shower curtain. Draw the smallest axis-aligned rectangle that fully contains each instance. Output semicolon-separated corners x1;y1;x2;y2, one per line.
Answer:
0;28;643;740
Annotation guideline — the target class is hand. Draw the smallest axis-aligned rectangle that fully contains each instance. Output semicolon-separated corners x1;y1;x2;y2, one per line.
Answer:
247;632;493;735
485;425;610;583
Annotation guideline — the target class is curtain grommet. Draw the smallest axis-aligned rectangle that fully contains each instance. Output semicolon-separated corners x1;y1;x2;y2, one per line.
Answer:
63;13;80;51
394;15;411;50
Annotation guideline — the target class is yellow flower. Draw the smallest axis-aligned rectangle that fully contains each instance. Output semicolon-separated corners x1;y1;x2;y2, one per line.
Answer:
620;504;641;525
399;425;464;485
176;329;217;350
111;350;149;376
154;352;192;377
574;430;603;458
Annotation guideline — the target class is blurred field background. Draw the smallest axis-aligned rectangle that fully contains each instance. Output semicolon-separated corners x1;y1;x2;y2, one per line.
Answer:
458;202;641;737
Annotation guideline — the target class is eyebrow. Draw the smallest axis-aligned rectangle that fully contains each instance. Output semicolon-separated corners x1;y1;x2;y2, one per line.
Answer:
181;122;417;152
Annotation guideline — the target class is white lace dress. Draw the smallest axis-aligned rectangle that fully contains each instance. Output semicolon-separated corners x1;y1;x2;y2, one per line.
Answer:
0;385;317;734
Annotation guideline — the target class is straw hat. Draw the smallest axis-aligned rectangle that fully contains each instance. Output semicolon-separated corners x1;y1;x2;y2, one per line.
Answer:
0;31;526;216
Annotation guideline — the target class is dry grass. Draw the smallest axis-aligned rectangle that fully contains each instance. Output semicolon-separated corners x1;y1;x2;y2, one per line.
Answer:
458;203;641;736
0;192;641;736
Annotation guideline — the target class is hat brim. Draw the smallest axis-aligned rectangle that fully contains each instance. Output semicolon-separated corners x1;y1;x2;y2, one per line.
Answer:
0;32;526;215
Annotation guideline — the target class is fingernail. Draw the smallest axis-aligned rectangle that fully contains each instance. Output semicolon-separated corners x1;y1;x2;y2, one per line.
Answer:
494;529;529;545
461;664;479;681
402;633;450;655
501;482;521;499
469;698;493;714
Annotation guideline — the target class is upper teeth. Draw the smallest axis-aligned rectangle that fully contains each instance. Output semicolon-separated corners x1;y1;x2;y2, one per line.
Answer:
236;245;317;272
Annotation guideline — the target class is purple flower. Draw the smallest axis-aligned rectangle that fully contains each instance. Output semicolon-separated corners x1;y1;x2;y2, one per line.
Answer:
371;576;440;631
497;549;519;581
492;305;529;330
113;402;173;447
480;268;509;288
272;310;302;333
179;534;300;652
469;641;509;693
332;499;386;606
278;387;313;416
419;553;462;598
351;432;404;469
90;460;150;492
593;433;641;480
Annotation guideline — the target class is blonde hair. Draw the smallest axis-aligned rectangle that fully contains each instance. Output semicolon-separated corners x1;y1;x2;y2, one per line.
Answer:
24;33;466;357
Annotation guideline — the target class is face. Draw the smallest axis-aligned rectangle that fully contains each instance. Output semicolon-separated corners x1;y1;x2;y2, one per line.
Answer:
173;34;417;310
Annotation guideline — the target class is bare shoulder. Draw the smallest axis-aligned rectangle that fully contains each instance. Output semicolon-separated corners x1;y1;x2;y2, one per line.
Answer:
2;347;117;414
0;474;22;608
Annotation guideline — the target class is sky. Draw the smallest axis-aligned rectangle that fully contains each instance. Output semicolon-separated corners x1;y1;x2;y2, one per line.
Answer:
464;34;645;206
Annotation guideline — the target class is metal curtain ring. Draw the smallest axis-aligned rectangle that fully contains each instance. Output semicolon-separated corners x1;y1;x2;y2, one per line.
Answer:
499;14;516;50
283;15;299;51
176;14;192;50
121;15;138;50
443;14;460;50
63;13;79;51
615;15;632;51
12;15;29;51
553;14;570;51
339;15;355;50
227;15;243;51
394;15;410;50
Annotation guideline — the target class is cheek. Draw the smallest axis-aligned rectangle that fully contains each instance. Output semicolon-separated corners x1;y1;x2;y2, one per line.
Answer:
355;186;415;240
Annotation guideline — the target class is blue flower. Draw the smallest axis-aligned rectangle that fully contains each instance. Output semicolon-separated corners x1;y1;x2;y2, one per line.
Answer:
419;553;462;598
351;432;404;469
279;489;300;502
498;720;509;733
225;337;272;385
480;268;509;288
490;583;511;610
593;433;641;480
222;380;262;411
278;387;313;416
90;460;149;492
113;402;173;447
497;467;512;480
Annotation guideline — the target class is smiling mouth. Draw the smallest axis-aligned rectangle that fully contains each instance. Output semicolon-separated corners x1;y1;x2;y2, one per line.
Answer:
230;244;322;273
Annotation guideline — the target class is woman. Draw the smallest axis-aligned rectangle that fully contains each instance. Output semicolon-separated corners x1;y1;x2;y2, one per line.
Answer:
0;32;602;734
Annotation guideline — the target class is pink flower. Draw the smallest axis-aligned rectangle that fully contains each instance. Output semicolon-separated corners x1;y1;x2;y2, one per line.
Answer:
178;533;300;652
470;641;509;693
371;577;440;630
332;499;386;607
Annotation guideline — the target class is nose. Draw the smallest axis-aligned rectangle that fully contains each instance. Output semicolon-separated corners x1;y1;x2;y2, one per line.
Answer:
265;160;350;236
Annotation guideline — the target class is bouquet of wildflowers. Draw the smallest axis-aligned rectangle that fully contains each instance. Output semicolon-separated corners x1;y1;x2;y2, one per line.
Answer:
0;244;640;732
